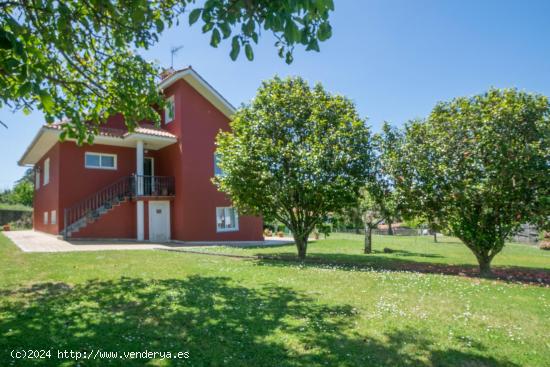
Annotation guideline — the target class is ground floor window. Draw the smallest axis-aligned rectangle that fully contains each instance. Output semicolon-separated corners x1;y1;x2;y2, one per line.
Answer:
43;212;48;225
216;207;239;232
51;210;57;225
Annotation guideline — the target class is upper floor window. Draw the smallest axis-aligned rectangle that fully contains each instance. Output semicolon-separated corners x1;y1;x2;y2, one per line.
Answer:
164;95;175;124
35;170;40;190
43;158;50;186
85;152;117;170
216;207;239;232
214;153;224;176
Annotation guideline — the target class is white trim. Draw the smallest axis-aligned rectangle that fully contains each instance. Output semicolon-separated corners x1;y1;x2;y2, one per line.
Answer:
18;127;177;166
216;207;239;233
43;157;50;186
137;200;145;241
35;170;40;190
136;140;144;195
148;200;171;242
84;152;117;170
18;127;60;166
158;68;235;118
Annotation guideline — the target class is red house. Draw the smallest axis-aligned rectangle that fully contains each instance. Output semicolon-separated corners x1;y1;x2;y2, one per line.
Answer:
18;67;263;243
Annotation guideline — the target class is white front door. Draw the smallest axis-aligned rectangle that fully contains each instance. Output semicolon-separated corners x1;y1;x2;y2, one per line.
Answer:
148;201;170;242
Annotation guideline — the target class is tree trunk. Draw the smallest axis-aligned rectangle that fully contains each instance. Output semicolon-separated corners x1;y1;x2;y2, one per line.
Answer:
433;232;437;243
294;233;309;260
387;221;394;235
364;226;373;254
477;255;493;278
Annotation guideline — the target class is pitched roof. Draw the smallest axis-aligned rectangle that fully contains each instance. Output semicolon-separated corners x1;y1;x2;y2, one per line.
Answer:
18;66;231;166
158;66;236;118
46;122;177;139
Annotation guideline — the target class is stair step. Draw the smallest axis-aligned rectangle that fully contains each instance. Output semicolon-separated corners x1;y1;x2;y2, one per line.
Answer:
64;189;133;238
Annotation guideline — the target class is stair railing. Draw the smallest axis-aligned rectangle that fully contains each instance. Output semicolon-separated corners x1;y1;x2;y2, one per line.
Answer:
63;176;134;238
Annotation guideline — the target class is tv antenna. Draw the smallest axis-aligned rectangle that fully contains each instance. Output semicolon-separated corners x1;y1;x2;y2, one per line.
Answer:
170;45;184;68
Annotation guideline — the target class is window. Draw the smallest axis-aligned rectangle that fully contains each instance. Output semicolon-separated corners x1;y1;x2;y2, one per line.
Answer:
43;158;50;185
85;152;117;170
35;170;40;190
216;207;239;232
214;153;224;176
164;95;175;123
51;210;57;225
43;212;48;225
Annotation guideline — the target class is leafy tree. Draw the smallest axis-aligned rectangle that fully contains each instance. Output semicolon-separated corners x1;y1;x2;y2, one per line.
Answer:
396;89;550;276
0;0;334;142
0;169;34;206
370;123;403;235
358;189;384;254
16;168;33;184
11;181;33;207
359;123;402;253
215;77;373;259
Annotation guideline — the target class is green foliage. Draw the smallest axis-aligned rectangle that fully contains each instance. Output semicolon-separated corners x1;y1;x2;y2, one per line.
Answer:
396;89;550;276
0;1;334;142
365;123;403;229
215;76;373;259
0;169;34;208
11;181;33;207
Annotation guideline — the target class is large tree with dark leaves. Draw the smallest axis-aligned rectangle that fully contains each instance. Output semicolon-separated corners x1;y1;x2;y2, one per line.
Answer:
397;89;550;276
360;122;403;253
0;0;334;141
214;76;373;260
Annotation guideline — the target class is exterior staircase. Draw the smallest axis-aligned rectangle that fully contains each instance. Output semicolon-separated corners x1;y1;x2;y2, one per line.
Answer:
63;175;175;239
63;176;134;239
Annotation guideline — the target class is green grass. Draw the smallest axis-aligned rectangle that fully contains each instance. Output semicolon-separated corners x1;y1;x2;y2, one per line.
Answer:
197;233;550;271
0;203;33;211
0;233;549;366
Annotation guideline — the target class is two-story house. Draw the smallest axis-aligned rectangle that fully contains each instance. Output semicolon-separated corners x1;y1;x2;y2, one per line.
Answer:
18;67;263;242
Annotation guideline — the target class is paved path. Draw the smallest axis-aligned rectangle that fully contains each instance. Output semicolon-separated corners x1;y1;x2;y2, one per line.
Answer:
2;230;293;253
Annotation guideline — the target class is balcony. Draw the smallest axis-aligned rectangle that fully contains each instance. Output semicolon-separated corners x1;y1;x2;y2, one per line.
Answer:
134;175;175;198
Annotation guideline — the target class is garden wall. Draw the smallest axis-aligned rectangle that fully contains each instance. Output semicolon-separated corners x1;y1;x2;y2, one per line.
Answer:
0;209;33;226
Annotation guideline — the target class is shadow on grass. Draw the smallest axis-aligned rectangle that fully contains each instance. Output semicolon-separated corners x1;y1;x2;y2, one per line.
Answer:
0;276;517;366
253;252;550;286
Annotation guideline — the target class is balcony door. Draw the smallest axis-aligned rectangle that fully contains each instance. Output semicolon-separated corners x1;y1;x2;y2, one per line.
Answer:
144;157;154;195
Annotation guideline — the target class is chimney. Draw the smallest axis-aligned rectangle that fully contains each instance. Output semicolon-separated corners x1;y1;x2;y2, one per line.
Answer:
160;67;175;80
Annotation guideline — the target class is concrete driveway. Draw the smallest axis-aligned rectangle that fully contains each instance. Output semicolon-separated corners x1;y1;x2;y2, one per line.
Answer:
2;230;293;253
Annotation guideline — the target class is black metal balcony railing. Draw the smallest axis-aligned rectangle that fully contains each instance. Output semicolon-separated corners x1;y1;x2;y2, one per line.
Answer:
63;175;175;238
134;175;175;197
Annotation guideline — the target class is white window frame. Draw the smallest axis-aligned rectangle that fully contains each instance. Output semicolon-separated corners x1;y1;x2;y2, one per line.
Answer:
51;210;57;225
216;207;239;232
43;211;48;225
35;170;40;190
43;158;50;186
85;152;117;170
164;95;175;124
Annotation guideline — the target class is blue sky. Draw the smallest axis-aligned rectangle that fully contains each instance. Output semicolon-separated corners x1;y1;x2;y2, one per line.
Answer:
1;0;549;189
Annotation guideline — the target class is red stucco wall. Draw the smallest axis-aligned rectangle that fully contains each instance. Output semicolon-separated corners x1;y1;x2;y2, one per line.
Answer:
71;200;136;239
33;144;60;235
55;142;156;238
32;76;263;241
157;79;263;241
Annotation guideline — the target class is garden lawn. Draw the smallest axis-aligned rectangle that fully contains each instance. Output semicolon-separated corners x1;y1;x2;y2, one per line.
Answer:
0;233;549;366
